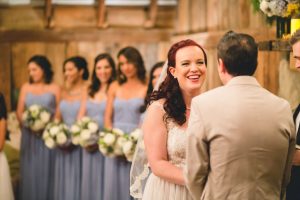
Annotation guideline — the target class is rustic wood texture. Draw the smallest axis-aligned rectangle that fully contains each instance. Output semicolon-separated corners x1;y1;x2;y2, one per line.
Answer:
190;0;207;32
255;51;281;94
0;7;44;30
0;28;172;43
97;0;107;28
52;6;98;28
206;0;220;31
45;0;52;28
0;0;298;109
176;0;190;34
144;0;158;28
0;43;12;110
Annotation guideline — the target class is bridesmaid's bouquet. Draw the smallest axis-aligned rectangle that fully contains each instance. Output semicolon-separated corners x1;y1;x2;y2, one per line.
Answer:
98;128;127;157
22;104;51;133
122;128;141;162
70;117;99;148
42;121;70;149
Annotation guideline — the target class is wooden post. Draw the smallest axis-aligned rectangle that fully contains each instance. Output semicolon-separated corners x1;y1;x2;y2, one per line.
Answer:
144;0;158;28
45;0;53;28
97;0;108;28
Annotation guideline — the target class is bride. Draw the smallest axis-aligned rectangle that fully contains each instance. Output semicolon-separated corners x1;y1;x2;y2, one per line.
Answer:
0;92;14;200
131;39;207;199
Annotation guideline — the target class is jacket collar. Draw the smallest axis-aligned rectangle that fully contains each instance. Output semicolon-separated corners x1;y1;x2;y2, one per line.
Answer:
226;76;261;87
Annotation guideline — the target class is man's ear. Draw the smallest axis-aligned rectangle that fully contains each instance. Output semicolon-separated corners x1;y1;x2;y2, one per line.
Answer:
169;66;176;78
218;58;227;74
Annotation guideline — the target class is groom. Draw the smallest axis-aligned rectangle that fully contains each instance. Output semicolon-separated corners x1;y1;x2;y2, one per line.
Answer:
185;31;295;200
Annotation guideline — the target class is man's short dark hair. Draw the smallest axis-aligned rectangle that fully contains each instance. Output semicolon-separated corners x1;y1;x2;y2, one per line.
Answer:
290;29;300;45
217;31;258;76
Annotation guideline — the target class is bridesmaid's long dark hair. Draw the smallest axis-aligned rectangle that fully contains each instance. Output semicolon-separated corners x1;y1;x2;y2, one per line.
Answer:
140;61;164;113
117;46;146;85
89;53;117;97
149;39;207;125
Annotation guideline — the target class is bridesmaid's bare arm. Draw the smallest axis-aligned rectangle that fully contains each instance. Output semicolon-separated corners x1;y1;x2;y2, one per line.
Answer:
104;81;118;129
77;87;88;120
52;84;62;121
16;83;28;124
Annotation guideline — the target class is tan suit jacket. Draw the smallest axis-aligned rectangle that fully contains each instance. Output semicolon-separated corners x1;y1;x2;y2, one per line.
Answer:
185;76;295;200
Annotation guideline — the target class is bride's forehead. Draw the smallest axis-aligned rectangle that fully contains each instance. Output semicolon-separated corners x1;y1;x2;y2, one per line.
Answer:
175;46;204;60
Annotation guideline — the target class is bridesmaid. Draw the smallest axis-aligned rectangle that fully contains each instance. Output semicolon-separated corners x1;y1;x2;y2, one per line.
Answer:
104;47;147;200
54;56;89;200
16;55;60;200
140;61;164;114
79;53;117;200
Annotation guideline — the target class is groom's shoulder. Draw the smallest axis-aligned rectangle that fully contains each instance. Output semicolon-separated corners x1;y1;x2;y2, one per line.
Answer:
194;86;226;103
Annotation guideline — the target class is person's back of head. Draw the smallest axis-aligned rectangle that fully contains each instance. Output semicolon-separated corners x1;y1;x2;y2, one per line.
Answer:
290;29;300;46
217;31;258;76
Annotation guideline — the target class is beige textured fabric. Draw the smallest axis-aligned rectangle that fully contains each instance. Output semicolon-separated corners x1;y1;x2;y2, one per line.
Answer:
185;76;296;200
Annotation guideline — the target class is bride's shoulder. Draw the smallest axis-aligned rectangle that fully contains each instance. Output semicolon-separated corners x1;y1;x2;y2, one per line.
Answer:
149;99;165;111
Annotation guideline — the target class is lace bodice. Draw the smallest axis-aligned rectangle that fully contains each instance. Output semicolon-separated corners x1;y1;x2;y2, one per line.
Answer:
166;122;187;168
153;102;187;168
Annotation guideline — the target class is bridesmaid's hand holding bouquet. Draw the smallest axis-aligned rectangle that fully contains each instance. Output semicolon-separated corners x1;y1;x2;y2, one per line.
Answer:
42;120;70;149
70;117;99;151
22;104;51;134
98;128;127;158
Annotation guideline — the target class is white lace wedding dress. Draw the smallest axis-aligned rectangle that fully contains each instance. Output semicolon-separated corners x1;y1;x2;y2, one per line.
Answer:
142;102;193;200
0;151;14;200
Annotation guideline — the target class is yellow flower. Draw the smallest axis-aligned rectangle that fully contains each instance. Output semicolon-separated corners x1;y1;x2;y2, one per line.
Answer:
284;3;300;17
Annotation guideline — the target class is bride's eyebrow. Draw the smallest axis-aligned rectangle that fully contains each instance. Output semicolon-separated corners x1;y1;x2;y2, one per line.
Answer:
180;60;190;63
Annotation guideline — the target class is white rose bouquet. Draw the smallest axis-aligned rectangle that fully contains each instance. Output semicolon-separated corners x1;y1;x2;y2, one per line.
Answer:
70;117;99;149
122;128;141;162
42;121;70;149
22;104;51;134
98;128;127;158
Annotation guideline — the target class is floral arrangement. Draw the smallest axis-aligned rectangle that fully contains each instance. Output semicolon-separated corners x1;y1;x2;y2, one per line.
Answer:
122;128;141;162
42;121;70;149
98;128;127;158
70;116;99;148
22;104;51;133
252;0;300;17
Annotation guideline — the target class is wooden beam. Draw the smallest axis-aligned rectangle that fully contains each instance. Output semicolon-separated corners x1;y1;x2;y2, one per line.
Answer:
144;0;158;28
97;0;108;28
0;28;172;43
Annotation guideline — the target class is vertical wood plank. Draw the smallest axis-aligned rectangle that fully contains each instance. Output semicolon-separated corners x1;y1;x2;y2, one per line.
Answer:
46;43;66;86
228;0;238;29
0;43;12;110
220;0;229;30
238;0;250;29
206;0;219;31
190;0;207;32
176;0;190;34
11;42;46;90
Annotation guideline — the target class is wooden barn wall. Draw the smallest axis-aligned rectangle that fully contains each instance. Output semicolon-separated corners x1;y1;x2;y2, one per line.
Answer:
1;0;300;110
